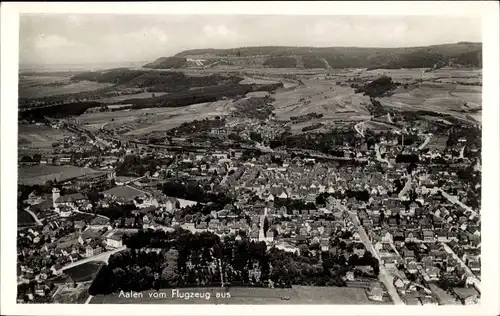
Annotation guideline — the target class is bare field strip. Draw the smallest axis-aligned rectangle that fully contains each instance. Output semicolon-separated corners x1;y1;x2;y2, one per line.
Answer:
272;81;370;121
90;286;388;305
100;92;168;103
18;165;102;185
20;80;113;98
18;125;74;148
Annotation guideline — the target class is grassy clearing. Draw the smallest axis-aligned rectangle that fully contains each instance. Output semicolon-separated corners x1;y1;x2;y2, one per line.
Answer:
100;92;168;103
65;262;106;282
18;125;74;149
19;80;113;98
18;165;101;185
272;80;370;121
18;209;36;227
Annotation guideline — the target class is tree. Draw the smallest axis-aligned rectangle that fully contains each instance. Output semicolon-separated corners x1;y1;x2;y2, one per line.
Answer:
298;244;310;257
263;217;269;236
250;132;263;143
161;248;180;286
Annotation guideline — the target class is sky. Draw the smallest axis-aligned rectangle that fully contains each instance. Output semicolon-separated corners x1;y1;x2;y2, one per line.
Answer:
19;14;482;66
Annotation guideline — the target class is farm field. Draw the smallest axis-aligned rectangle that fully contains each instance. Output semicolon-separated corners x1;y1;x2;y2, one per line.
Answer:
272;78;371;121
90;286;389;304
19;79;113;98
424;135;449;150
100;92;168;103
83;100;236;136
18;165;101;185
18;124;74;149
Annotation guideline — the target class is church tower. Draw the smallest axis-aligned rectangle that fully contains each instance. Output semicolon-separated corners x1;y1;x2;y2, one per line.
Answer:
52;188;60;208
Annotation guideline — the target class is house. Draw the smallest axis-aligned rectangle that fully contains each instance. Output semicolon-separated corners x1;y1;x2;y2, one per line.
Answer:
50;263;63;275
468;260;480;272
367;283;384;302
52;188;87;209
346;271;355;281
34;284;46;296
320;240;329;252
74;221;86;231
402;249;416;261
85;244;102;257
436;230;448;242
393;276;405;289
419;297;438;306
106;233;124;248
407;261;418;274
452;287;479;305
266;229;276;242
425;266;440;281
405;231;418;242
422;229;435;242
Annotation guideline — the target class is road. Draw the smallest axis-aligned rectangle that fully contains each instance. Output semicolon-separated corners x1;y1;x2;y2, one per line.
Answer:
258;208;267;242
85;295;94;304
441;243;481;293
439;189;477;217
459;146;465;159
73;209;110;221
354;121;366;138
374;143;392;167
24;208;43;226
398;175;412;200
339;205;405;305
418;134;432;150
59;246;126;273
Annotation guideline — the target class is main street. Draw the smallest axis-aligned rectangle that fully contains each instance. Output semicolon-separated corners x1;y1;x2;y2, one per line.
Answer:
439;189;477;217
24;208;43;226
338;205;405;305
441;243;481;293
398;174;413;200
418;134;432;151
59;246;127;273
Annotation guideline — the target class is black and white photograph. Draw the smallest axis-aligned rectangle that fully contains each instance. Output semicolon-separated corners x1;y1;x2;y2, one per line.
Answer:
1;2;499;315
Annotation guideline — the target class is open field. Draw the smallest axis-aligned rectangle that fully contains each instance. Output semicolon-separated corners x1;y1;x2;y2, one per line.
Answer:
90;286;390;305
364;120;398;132
18;165;102;185
425;135;449;150
125;101;234;135
272;78;371;121
52;282;92;304
20;79;113;98
18;124;74;149
64;262;106;282
78;99;236;136
100;92;168;103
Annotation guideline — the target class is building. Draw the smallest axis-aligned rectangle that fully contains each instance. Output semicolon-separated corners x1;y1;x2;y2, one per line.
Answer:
52;188;87;209
452;287;479;305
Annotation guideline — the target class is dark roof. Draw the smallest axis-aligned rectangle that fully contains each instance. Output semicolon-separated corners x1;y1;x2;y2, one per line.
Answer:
55;193;86;204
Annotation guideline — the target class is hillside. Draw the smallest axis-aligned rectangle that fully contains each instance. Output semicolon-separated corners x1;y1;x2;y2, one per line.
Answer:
143;57;188;69
166;42;481;69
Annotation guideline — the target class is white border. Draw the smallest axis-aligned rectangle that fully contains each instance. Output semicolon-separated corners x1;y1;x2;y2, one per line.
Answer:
1;2;499;316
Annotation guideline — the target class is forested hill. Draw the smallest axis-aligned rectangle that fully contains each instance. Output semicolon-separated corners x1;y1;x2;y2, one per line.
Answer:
166;42;482;69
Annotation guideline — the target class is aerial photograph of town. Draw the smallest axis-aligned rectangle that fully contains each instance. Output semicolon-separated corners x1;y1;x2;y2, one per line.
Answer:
15;13;483;306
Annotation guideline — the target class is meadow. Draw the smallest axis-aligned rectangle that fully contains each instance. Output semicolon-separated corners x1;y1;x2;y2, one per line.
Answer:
18;165;101;185
19;77;113;98
64;262;106;282
18;124;74;149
